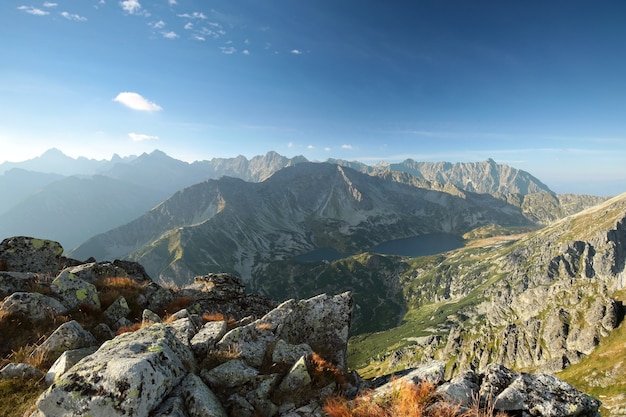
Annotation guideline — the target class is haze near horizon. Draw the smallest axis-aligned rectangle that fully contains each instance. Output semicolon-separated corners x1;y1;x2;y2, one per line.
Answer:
1;0;625;196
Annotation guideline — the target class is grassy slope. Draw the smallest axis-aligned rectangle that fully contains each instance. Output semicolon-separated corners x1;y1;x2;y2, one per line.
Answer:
557;288;626;416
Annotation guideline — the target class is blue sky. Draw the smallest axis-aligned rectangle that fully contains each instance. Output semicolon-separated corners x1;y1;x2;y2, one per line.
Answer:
1;0;625;195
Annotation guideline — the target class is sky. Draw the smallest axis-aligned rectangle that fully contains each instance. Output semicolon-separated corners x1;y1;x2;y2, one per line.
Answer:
1;0;625;196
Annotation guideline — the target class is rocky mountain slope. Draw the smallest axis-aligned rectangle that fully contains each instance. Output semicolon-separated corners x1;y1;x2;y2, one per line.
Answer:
72;162;533;287
0;236;601;417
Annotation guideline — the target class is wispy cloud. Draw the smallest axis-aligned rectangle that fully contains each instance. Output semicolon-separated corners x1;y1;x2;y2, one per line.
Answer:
307;145;315;149
17;6;49;16
151;20;165;29
43;2;58;7
114;92;162;111
287;142;293;148
168;0;177;4
290;49;303;55
242;49;250;55
177;12;206;19
192;35;205;41
324;147;332;151
60;11;87;21
184;22;193;30
120;0;148;16
162;31;178;39
341;144;353;149
129;133;159;141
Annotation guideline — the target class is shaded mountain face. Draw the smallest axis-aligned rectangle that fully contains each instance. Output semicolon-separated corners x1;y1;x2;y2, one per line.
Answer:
72;163;533;287
0;150;307;250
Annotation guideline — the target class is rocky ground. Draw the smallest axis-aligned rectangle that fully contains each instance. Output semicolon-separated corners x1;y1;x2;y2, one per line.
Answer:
0;236;601;416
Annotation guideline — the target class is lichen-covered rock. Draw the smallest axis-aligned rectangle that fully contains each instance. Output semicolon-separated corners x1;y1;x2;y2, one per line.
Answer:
51;269;100;310
202;359;259;389
0;292;67;321
45;347;98;385
151;396;189;417
91;323;115;341
272;339;313;367
35;323;194;417
174;373;228;417
143;281;174;312
0;362;44;380
63;261;129;284
436;370;480;407
142;308;162;326
373;361;446;397
276;356;312;395
217;292;353;372
492;371;601;416
0;236;63;274
167;317;201;347
31;320;97;364
0;271;39;298
190;320;227;358
103;295;131;326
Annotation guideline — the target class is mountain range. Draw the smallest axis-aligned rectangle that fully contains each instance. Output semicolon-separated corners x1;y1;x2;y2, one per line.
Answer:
0;149;606;252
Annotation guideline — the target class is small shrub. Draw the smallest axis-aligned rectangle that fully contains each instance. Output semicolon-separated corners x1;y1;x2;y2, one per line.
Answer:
203;312;226;322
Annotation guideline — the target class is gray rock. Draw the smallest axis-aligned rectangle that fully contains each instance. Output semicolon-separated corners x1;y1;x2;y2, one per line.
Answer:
272;339;313;367
190;320;227;359
31;320;97;364
35;323;194;417
374;361;446;397
436;370;480;407
152;396;189;417
0;236;63;274
492;372;601;416
143;281;173;312
216;322;276;368
276;356;311;395
91;323;115;341
0;292;67;321
51;269;100;310
202;359;259;389
0;271;38;298
45;347;98;385
0;362;44;380
103;296;131;326
167;317;200;347
175;373;227;417
186;273;246;298
63;261;129;284
142;308;162;326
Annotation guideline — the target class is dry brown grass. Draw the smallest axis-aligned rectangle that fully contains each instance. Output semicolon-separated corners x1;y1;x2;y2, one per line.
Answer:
115;322;144;335
307;353;346;389
323;379;507;417
203;312;226;322
160;296;193;316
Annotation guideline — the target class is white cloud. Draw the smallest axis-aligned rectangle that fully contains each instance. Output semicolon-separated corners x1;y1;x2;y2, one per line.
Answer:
177;12;206;19
151;20;165;29
307;145;315;149
162;31;178;39
114;92;162;111
220;46;236;55
129;133;159;141
324;147;331;151
287;142;293;148
341;144;352;150
291;49;303;55
242;49;250;55
192;34;205;41
168;0;177;4
184;22;193;30
61;11;87;21
43;2;58;7
17;6;49;15
120;0;146;15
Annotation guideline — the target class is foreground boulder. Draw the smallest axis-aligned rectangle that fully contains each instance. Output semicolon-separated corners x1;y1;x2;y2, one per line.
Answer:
0;236;63;274
37;323;194;417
